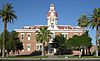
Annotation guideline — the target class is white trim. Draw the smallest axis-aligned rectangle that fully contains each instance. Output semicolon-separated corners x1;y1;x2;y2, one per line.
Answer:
36;43;43;45
21;33;25;41
36;43;43;51
16;29;83;32
73;33;78;35
61;33;68;39
15;28;84;32
21;33;24;35
27;33;31;40
15;29;36;32
50;30;83;32
27;33;31;35
27;44;31;51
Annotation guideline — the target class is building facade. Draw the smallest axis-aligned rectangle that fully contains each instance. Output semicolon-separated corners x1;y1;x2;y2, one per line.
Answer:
15;4;84;55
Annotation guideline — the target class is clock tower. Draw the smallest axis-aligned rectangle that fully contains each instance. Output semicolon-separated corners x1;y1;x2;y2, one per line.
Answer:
47;4;58;30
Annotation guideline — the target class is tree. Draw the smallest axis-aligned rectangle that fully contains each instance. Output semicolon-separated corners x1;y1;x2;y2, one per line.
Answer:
6;31;23;55
77;14;89;32
66;31;92;51
89;8;100;56
35;27;51;56
0;31;23;56
0;33;2;55
53;34;67;55
0;3;17;57
67;35;80;50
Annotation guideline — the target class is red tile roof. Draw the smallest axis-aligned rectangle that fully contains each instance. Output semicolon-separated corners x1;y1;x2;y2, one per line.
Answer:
47;12;58;17
57;26;65;29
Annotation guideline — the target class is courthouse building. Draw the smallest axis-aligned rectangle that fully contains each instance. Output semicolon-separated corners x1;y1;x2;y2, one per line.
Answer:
15;4;84;55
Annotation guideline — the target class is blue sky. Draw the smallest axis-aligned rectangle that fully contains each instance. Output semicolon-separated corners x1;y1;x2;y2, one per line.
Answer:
0;0;100;45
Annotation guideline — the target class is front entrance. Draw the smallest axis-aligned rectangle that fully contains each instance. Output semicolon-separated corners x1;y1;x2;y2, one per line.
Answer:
48;43;56;55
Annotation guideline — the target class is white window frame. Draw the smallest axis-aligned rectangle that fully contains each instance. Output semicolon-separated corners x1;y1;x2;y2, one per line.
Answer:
27;33;31;40
36;43;43;51
61;33;68;39
27;44;31;51
21;33;24;41
73;33;78;35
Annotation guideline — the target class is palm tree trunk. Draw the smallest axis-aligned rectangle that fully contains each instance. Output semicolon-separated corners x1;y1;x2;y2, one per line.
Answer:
42;45;45;56
96;26;99;56
2;20;7;58
42;41;45;56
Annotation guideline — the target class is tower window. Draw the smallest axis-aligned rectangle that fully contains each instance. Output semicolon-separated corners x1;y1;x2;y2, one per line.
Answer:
51;23;54;28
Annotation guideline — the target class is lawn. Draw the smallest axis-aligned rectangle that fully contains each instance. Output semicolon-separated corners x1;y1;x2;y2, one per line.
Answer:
57;55;100;58
7;55;48;58
2;55;100;59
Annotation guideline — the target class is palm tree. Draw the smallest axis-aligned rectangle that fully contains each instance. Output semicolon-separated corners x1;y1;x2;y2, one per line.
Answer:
0;3;17;57
77;14;89;32
77;14;90;56
36;27;51;56
89;8;100;56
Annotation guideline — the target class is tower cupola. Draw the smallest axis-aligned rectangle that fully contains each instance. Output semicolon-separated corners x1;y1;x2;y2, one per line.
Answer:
47;4;58;29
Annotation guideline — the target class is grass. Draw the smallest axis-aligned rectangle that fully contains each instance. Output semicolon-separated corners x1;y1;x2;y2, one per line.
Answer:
8;55;48;58
56;55;100;58
2;55;100;59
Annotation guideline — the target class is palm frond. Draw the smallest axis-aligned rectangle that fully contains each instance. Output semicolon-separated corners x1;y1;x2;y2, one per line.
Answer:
77;14;89;28
89;8;100;29
35;27;51;43
0;3;17;23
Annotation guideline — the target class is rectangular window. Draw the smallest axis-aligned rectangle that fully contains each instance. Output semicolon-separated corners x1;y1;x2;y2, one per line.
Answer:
37;45;39;50
27;33;31;40
36;44;43;51
51;23;54;28
61;33;68;39
27;44;31;51
40;45;42;51
21;33;24;40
